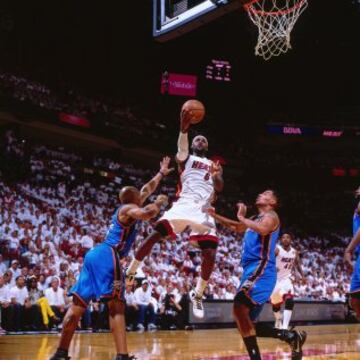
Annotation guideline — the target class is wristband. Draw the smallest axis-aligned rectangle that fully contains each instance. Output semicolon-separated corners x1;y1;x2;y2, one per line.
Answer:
159;171;166;177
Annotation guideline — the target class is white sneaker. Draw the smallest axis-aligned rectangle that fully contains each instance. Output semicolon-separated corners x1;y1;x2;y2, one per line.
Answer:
137;323;145;333
189;289;204;319
147;323;157;332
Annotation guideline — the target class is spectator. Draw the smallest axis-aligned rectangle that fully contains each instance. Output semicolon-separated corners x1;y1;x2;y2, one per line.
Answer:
124;284;138;331
3;271;12;287
133;280;156;332
44;277;67;322
28;276;59;330
182;255;195;275
9;275;32;331
159;292;182;330
80;228;93;253
0;255;7;276
0;275;11;333
37;274;48;292
8;260;21;285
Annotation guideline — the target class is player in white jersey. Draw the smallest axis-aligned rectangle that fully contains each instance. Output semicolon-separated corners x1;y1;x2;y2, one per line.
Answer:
271;233;304;329
127;107;223;319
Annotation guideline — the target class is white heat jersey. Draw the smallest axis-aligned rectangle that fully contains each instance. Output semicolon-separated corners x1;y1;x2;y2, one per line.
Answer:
177;155;214;204
276;245;297;281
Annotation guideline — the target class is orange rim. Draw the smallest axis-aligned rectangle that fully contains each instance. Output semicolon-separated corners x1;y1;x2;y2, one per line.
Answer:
244;0;307;16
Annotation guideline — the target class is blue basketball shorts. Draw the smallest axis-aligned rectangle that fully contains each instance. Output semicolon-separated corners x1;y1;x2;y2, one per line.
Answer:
69;243;124;306
235;260;276;320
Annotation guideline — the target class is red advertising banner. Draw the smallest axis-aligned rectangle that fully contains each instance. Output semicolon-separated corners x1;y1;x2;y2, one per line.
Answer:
161;72;197;97
59;113;91;128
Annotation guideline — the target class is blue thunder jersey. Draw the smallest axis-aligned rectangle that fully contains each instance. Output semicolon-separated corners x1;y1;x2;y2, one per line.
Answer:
103;207;139;258
241;214;280;267
353;210;360;256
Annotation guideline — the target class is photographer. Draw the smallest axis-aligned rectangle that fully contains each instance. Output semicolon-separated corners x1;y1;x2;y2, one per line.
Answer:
159;293;182;330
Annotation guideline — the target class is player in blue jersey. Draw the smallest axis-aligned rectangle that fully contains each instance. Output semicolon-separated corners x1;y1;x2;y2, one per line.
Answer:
206;190;306;360
49;157;173;360
344;186;360;318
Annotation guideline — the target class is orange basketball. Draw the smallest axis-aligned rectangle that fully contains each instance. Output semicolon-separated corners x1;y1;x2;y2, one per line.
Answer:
182;99;205;124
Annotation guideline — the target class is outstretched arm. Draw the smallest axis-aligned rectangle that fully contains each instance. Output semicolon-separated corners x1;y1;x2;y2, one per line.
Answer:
344;228;360;268
205;208;247;233
127;204;161;221
237;212;279;236
176;109;192;163
122;195;169;222
140;157;173;205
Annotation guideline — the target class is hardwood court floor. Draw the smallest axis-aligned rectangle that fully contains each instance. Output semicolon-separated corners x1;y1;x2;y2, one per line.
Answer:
0;324;359;360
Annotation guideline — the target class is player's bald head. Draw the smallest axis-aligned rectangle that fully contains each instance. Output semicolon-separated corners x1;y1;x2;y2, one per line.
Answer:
191;135;208;155
119;186;140;205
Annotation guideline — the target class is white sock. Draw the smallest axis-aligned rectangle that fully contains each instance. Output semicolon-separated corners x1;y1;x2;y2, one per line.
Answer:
282;310;292;329
127;259;141;275
273;311;282;328
195;277;208;297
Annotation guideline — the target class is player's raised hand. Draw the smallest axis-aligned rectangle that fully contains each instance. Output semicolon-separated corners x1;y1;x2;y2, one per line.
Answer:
237;202;247;220
180;108;192;133
159;156;174;176
210;161;222;178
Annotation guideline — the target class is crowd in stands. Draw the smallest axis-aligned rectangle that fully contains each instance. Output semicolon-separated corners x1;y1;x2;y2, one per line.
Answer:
2;70;360;165
0;71;169;149
0;129;354;333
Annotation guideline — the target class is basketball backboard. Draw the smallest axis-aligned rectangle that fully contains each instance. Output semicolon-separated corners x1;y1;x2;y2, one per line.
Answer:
153;0;245;42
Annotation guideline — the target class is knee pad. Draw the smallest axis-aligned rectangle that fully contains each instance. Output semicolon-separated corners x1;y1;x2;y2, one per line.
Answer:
284;297;295;310
154;220;174;237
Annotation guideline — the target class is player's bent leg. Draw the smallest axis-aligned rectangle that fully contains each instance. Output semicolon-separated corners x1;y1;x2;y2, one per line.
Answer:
233;290;261;360
283;296;295;330
49;296;86;360
127;219;176;276
107;299;135;360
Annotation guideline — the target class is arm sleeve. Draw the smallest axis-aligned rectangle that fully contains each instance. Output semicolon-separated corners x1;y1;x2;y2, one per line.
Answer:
176;132;189;162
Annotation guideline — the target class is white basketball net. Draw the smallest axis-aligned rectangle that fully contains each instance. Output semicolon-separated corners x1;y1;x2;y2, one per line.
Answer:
244;0;308;61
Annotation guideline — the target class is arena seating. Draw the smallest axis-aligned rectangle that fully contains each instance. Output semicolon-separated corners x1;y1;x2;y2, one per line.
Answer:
0;127;353;332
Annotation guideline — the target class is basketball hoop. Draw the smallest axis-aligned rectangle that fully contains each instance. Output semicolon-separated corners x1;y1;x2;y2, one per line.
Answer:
244;0;308;61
